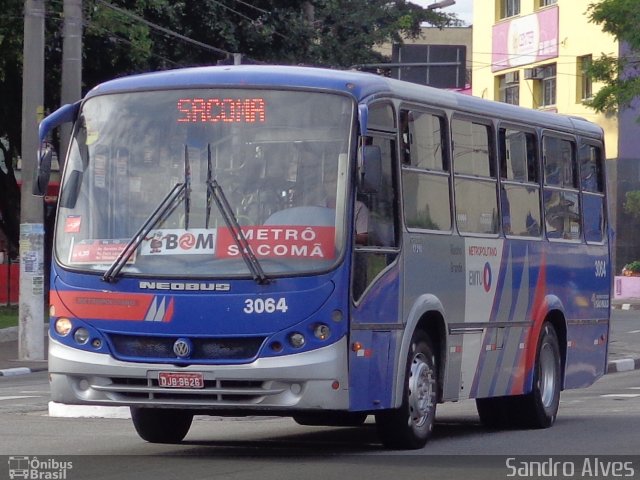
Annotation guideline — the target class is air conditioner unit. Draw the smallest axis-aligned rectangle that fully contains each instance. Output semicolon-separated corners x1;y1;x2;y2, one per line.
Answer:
505;72;519;83
524;68;543;80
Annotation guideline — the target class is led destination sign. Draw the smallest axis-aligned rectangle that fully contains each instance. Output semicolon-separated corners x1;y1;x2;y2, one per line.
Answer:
177;97;266;123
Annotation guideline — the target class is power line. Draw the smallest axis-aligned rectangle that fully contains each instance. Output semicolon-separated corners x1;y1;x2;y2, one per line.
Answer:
211;0;256;24
230;0;269;15
211;0;289;40
96;0;232;58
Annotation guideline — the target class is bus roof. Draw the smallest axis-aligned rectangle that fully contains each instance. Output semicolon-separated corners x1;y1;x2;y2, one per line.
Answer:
86;65;602;139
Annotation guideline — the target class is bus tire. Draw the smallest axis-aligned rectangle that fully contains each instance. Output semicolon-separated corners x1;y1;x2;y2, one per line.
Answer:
517;322;561;428
130;407;193;443
475;396;512;428
293;412;368;427
375;331;437;449
476;322;561;430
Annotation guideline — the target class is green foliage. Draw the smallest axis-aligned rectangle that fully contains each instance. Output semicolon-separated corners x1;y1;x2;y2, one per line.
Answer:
623;190;640;220
623;260;640;274
0;306;18;329
586;0;640;114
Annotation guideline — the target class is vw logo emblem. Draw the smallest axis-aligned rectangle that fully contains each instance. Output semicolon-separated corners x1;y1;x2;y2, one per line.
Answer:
173;338;192;358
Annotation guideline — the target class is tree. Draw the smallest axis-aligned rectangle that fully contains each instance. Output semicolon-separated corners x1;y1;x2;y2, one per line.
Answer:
0;0;459;257
586;0;640;114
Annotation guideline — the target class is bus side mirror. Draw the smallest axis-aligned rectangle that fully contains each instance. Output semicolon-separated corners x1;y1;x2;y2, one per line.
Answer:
33;102;81;196
358;145;382;192
32;147;53;196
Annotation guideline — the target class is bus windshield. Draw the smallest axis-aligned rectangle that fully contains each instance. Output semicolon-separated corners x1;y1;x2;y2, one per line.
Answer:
54;88;354;277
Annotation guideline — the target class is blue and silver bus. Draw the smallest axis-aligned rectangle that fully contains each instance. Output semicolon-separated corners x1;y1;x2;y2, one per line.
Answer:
36;65;610;449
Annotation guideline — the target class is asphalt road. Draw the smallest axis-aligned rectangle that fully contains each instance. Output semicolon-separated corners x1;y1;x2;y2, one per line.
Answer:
1;369;640;480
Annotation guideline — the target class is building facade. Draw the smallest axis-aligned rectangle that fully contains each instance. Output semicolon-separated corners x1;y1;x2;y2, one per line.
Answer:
472;0;640;273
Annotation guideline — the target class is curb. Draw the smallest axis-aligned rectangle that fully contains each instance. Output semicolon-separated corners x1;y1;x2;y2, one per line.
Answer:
0;367;33;376
607;357;640;374
0;365;48;376
48;401;131;419
0;326;18;343
611;303;640;310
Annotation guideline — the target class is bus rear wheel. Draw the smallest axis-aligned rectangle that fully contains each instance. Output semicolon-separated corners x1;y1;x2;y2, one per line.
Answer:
375;331;437;449
476;322;561;429
130;407;193;443
518;322;561;428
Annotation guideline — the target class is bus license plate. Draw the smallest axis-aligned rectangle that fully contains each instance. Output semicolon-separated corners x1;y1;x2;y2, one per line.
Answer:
158;372;204;389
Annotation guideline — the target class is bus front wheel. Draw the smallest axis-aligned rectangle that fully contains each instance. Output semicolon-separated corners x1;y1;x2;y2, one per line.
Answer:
375;331;437;449
130;407;193;443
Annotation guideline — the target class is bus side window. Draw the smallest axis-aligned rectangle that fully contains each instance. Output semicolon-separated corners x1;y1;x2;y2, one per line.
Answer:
452;118;498;235
353;134;399;301
580;143;605;243
499;128;541;237
543;136;581;240
401;109;451;232
358;136;398;248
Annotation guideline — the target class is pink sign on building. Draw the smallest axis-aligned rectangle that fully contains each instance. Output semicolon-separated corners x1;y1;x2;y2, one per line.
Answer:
492;7;559;72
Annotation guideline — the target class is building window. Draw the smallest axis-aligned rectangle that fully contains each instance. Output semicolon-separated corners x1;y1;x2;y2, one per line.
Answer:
537;64;556;108
577;55;593;101
498;72;519;105
501;0;520;18
540;0;557;6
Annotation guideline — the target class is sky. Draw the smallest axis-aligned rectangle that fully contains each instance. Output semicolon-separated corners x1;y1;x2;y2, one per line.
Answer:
410;0;474;25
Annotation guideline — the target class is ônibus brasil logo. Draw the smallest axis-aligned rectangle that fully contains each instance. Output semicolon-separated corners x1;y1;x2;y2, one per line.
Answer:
8;456;73;480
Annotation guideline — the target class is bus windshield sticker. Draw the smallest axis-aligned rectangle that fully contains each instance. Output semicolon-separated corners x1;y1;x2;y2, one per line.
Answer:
140;228;217;256
70;239;136;264
216;226;335;259
64;215;82;233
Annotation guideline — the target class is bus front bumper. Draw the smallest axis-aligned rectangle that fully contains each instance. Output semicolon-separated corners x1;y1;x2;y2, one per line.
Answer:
49;336;350;412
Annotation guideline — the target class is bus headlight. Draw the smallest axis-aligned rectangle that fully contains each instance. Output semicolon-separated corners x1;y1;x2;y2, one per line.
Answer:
313;323;331;341
288;332;306;348
54;318;73;336
73;328;90;345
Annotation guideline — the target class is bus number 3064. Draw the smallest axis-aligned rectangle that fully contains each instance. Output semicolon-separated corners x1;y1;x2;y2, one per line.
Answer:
244;298;289;314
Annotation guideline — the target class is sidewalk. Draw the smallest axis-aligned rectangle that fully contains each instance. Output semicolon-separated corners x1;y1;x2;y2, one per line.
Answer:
0;327;48;376
1;312;639;376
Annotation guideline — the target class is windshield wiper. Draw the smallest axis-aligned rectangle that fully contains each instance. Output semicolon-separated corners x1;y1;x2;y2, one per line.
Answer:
205;144;269;285
102;182;185;282
102;146;193;283
184;145;191;230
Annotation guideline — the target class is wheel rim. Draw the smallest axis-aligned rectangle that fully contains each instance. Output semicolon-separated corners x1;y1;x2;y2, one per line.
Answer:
408;352;435;428
538;341;557;408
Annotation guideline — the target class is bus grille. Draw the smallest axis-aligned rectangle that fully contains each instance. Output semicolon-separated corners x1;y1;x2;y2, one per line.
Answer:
107;334;266;362
95;377;275;404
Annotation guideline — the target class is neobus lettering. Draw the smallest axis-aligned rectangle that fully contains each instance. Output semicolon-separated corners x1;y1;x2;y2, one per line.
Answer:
139;281;230;291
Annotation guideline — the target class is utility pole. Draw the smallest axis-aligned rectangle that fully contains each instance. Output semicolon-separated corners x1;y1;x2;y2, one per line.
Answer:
302;1;314;23
60;0;83;166
19;0;46;360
